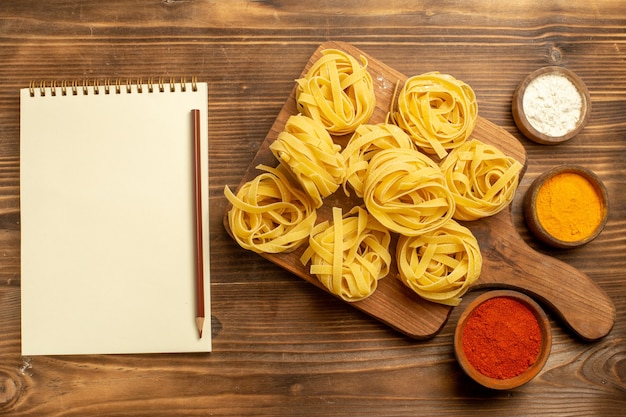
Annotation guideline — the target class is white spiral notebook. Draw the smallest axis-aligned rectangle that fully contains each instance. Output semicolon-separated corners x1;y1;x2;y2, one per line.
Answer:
20;78;211;355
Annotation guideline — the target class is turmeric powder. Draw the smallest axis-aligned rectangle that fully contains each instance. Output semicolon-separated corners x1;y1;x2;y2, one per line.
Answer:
535;172;604;242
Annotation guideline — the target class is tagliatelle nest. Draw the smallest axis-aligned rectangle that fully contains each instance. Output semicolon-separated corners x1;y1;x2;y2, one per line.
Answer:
363;147;455;236
269;114;346;208
224;164;317;254
295;49;376;136
440;139;523;221
393;72;478;159
300;206;392;302
396;219;482;306
341;123;415;198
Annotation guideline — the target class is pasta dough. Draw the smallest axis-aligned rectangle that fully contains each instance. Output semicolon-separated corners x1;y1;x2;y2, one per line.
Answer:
342;123;415;198
296;49;376;135
440;139;523;221
270;114;346;208
300;206;391;302
363;148;455;236
396;219;482;306
393;72;478;159
224;164;317;254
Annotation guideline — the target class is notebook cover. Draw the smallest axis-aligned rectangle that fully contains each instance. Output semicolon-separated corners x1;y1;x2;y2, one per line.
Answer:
20;80;211;355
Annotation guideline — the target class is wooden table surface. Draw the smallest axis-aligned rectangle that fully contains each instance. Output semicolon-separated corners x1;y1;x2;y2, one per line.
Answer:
1;1;625;415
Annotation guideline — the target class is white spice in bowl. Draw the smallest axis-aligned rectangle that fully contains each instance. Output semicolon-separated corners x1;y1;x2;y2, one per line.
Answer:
512;66;591;145
523;73;582;137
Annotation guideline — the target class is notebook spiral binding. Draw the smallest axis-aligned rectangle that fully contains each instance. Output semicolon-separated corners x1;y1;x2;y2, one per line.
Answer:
29;76;198;97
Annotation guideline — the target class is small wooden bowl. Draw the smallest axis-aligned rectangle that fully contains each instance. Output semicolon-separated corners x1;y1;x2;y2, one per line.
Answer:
454;290;552;390
523;165;609;249
512;66;591;145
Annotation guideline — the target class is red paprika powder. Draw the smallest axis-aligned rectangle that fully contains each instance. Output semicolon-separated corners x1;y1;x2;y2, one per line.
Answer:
461;296;542;379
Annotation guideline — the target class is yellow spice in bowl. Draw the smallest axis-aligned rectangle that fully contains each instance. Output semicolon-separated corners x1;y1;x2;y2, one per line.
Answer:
535;172;604;242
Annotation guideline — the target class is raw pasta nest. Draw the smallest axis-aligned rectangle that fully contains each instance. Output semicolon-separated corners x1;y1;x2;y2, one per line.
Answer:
341;123;415;198
269;114;346;208
440;139;524;221
300;206;392;302
224;164;317;254
396;219;482;306
295;49;376;136
393;72;478;159
363;148;455;236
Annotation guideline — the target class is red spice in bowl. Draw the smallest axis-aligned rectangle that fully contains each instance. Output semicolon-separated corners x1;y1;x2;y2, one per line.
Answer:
454;290;552;389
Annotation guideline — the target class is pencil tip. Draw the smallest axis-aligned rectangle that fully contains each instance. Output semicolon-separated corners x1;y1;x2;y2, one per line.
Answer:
196;316;205;339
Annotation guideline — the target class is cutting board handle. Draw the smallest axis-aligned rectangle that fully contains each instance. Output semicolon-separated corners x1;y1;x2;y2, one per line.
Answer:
470;208;615;341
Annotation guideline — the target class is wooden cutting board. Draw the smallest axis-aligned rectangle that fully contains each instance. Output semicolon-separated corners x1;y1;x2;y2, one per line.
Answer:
223;41;615;341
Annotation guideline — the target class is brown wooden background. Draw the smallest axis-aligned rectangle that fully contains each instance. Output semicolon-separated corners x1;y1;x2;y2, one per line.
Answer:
1;1;625;415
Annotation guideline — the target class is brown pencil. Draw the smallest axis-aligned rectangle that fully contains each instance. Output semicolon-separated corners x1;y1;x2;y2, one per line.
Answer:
192;109;205;338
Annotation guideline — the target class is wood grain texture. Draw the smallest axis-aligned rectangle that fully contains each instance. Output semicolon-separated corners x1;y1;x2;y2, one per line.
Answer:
1;1;625;416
